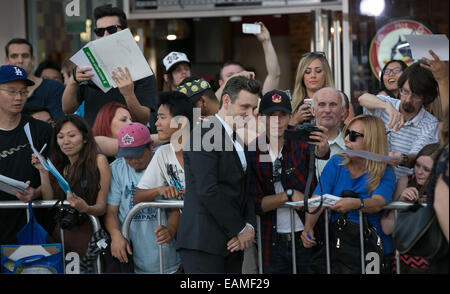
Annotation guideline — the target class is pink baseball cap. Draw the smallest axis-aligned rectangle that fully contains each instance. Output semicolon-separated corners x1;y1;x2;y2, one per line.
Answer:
117;123;151;158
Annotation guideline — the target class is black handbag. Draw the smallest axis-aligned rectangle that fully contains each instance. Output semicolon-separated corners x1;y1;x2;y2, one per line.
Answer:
392;202;448;259
310;191;384;274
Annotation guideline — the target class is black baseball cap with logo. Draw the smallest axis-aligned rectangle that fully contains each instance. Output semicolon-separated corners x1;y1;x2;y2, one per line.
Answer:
259;89;292;115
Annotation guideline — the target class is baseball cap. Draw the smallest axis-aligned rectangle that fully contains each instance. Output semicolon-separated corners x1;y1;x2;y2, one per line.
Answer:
117;123;151;158
259;89;292;115
163;51;190;73
0;65;34;86
176;77;211;104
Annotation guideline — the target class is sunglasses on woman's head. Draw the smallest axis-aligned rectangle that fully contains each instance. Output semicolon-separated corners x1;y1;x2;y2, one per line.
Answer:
94;25;122;37
345;129;364;142
302;51;326;58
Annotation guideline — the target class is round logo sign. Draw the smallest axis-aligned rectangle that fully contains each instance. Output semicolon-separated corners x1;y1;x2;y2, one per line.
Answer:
369;19;433;80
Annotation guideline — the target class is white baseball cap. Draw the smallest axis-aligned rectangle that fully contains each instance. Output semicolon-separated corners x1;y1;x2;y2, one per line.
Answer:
163;51;190;73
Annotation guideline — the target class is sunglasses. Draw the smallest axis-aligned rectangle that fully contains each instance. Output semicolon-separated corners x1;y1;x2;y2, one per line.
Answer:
94;25;122;37
345;129;364;142
271;158;282;183
302;51;326;58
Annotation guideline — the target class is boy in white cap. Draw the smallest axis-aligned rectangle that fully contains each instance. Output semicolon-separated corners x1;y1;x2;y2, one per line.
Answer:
104;122;181;273
162;51;191;91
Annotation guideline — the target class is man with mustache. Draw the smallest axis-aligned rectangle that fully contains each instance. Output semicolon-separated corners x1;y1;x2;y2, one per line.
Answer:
358;62;439;179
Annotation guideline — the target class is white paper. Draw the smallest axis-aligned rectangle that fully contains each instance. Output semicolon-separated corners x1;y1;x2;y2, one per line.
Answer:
286;194;342;208
0;174;29;196
69;28;153;92
70;42;112;93
8;245;51;261
23;123;72;195
46;159;72;195
404;34;449;61
90;28;153;87
341;149;402;163
24;123;48;171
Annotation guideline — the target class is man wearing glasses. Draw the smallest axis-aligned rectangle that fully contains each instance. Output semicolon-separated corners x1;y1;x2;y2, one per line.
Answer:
247;89;330;274
359;62;439;179
0;65;52;246
4;38;64;121
62;4;158;129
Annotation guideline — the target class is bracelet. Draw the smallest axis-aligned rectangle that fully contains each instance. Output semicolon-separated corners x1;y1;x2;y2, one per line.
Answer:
72;66;79;83
359;198;364;210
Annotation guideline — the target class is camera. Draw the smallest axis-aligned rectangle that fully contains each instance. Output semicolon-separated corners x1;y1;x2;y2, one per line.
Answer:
284;123;323;142
54;204;86;230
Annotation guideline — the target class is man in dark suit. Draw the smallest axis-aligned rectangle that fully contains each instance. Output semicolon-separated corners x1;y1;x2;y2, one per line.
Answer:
176;76;261;273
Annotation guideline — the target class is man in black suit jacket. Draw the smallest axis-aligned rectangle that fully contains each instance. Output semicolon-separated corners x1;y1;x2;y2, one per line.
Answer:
176;76;261;273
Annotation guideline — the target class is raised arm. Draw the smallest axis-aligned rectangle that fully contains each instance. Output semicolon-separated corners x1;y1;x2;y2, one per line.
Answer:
421;49;449;111
358;93;404;131
254;22;280;95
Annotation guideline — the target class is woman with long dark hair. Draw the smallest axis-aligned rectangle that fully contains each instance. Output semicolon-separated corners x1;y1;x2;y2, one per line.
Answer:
377;60;408;99
32;114;110;258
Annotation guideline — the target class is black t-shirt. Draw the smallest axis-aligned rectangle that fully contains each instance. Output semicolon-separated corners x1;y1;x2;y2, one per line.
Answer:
77;75;158;133
0;115;52;245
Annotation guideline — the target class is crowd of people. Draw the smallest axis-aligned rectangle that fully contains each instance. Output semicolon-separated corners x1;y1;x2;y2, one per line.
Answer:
0;4;448;275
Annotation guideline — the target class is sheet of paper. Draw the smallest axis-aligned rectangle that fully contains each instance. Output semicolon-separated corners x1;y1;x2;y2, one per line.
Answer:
0;174;29;196
24;123;49;171
69;42;112;93
404;34;449;61
23;123;72;195
286;194;342;207
88;28;153;88
341;149;402;163
8;245;51;261
46;159;73;195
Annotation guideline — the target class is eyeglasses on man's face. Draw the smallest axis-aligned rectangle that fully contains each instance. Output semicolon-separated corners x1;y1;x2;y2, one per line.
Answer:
94;25;123;37
0;88;28;98
399;88;422;101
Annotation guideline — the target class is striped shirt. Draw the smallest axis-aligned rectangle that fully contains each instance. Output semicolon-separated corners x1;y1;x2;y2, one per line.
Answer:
363;95;439;179
316;131;346;180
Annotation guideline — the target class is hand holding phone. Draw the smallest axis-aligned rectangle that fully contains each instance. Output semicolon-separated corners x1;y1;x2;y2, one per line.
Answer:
242;23;261;34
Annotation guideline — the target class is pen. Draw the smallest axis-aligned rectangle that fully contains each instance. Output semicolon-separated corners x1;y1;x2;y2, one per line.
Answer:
307;233;312;240
39;143;47;154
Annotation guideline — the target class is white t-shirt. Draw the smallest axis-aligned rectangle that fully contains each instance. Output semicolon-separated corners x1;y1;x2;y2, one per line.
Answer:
138;143;185;195
269;146;304;233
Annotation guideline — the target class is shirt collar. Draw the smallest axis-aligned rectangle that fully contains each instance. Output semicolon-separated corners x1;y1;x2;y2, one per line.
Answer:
406;106;426;126
215;114;233;139
329;131;346;149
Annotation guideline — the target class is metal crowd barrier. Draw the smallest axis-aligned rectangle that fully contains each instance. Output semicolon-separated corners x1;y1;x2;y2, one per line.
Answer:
0;200;102;274
121;200;419;274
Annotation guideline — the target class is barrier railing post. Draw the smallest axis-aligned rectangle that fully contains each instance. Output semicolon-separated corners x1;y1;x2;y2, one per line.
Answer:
121;200;183;274
394;209;400;274
290;208;297;274
256;215;263;274
158;208;164;274
359;210;365;274
325;208;331;274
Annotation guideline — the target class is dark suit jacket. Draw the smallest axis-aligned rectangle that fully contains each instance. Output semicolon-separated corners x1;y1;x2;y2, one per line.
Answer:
176;115;256;257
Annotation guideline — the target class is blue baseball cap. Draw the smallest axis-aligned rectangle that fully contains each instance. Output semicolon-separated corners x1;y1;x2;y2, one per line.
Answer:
0;65;35;86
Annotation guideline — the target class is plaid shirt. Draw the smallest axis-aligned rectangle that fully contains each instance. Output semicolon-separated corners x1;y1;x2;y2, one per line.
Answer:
248;133;329;267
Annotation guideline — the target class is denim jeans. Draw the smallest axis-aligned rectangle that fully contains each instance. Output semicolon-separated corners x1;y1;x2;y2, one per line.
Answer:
263;235;313;274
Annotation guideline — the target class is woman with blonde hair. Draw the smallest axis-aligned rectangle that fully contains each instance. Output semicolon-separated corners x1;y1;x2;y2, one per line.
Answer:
301;114;396;273
289;52;334;126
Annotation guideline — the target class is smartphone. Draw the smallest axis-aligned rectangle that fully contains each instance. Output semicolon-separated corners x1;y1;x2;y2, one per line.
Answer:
242;23;261;34
304;98;313;107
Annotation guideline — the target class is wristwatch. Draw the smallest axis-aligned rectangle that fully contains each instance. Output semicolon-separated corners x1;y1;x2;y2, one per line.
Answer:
400;153;409;167
286;189;293;202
